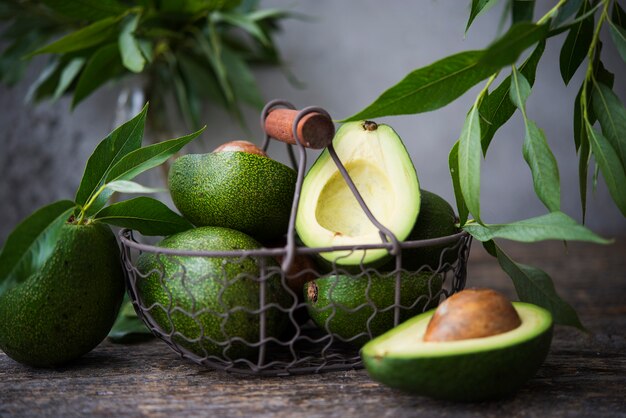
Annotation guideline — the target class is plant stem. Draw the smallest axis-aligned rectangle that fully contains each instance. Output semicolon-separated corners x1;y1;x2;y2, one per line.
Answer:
537;0;568;25
76;184;108;224
581;0;609;122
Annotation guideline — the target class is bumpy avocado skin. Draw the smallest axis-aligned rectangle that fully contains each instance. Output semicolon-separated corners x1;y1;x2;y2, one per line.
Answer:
168;152;297;242
136;226;293;360
403;190;460;270
0;223;125;367
305;272;442;346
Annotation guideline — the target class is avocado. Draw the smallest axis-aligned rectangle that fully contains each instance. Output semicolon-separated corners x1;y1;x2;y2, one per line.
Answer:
168;147;297;242
135;226;293;360
361;300;553;401
296;121;420;267
402;189;460;270
0;222;125;367
304;271;442;346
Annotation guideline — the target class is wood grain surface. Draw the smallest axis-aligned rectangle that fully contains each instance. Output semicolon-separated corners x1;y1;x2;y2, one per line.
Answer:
1;239;625;418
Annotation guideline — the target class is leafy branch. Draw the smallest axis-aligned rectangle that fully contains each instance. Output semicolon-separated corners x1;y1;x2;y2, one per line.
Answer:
0;0;297;130
343;0;626;328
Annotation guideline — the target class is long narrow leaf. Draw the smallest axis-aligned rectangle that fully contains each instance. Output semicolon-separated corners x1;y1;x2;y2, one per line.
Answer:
458;105;482;223
592;82;626;168
488;241;584;329
30;16;119;56
344;50;493;121
75;103;148;207
95;197;193;236
72;43;125;108
559;0;594;85
608;20;626;62
586;125;626;216
523;120;561;212
449;141;469;226
52;57;85;101
466;0;499;33
463;211;610;243
480;41;545;154
0;201;75;295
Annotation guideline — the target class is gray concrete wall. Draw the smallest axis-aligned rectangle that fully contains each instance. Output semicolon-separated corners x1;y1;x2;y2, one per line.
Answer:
1;1;625;245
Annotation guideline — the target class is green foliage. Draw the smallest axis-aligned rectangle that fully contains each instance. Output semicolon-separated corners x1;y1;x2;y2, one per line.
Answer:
345;0;625;327
0;106;199;300
0;0;294;128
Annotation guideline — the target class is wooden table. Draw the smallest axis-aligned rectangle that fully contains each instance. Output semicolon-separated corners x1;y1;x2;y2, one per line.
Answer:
1;239;625;417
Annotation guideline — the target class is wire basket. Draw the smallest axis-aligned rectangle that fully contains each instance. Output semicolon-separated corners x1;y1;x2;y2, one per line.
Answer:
119;100;472;376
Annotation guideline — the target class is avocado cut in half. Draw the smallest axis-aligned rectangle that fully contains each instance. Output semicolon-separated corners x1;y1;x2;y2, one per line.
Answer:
304;271;442;346
0;222;125;367
136;226;293;360
296;121;420;266
361;303;553;402
402;189;460;270
169;150;297;242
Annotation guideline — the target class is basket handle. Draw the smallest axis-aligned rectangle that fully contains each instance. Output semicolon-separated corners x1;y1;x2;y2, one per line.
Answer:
261;100;335;149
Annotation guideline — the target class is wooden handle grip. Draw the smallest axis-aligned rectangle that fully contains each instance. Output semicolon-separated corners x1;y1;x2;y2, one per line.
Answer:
264;108;335;149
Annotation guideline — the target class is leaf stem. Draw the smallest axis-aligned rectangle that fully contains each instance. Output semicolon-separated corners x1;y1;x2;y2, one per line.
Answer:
536;0;568;25
76;184;108;224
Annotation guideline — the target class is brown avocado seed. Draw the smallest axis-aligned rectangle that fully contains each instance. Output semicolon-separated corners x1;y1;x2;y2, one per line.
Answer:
276;253;318;296
423;288;522;342
213;140;268;157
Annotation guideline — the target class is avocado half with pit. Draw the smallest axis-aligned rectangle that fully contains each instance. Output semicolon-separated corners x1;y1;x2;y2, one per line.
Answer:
361;302;553;402
296;121;420;266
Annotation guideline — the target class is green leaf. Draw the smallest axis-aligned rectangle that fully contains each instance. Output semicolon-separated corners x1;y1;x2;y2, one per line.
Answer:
509;64;531;108
449;141;469;226
75;104;148;208
586;125;626;216
553;0;583;27
214;11;270;46
42;0;125;21
195;25;235;106
222;46;264;109
72;43;125;107
559;0;594;85
30;16;119;56
105;127;206;184
52;57;86;101
105;180;166;194
24;59;61;103
463;211;610;243
490;241;584;329
578;132;591;222
177;52;227;108
480;41;545;154
108;297;154;344
458;105;482;223
592;82;626;168
479;22;548;68
0;201;75;295
512;0;535;23
119;14;146;73
466;0;499;33
522;120;561;212
608;19;626;62
343;51;494;121
0;31;48;86
94;197;193;236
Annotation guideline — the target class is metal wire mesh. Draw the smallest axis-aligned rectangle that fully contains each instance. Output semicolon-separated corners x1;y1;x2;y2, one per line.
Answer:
118;100;472;375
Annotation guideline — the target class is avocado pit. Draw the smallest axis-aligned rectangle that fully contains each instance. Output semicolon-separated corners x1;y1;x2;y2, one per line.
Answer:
423;288;522;342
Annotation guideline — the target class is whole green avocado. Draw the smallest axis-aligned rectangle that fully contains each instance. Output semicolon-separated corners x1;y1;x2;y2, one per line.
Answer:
0;222;125;367
135;226;293;360
168;150;297;243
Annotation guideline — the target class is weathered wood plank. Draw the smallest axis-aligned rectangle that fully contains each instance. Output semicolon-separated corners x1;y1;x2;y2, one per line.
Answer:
1;239;625;417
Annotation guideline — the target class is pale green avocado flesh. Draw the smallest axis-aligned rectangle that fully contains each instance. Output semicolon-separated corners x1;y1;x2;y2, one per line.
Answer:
361;302;553;401
296;121;420;266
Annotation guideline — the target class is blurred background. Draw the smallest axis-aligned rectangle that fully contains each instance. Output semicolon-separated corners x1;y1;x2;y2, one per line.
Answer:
1;0;625;245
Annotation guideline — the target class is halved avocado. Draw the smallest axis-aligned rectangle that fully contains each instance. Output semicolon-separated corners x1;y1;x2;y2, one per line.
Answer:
296;121;420;266
361;303;553;402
